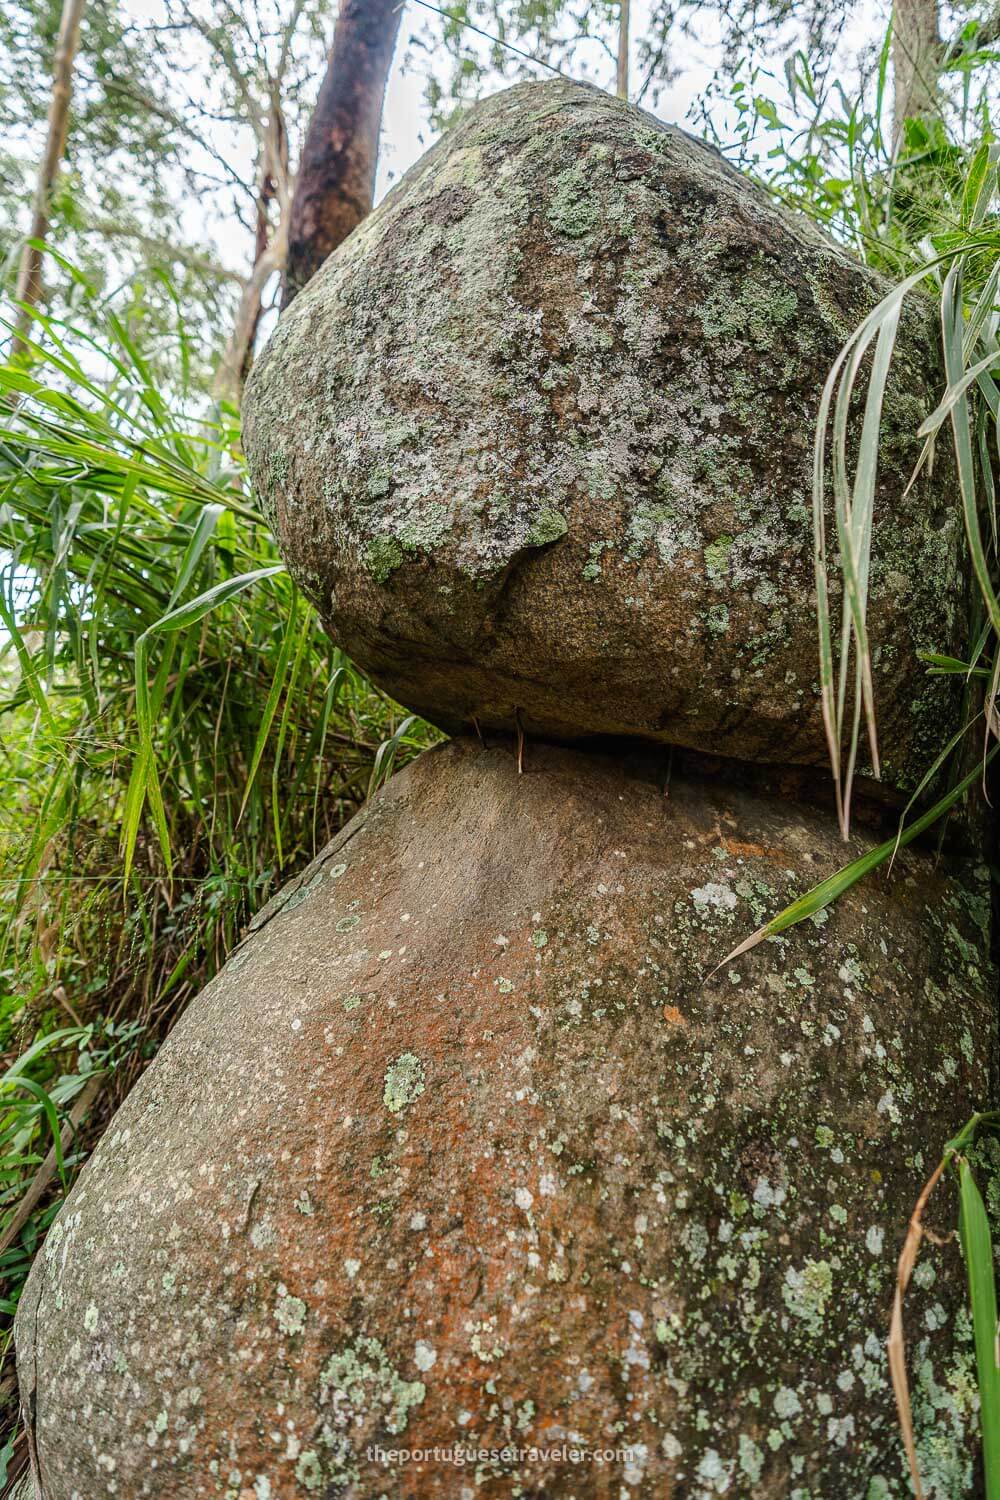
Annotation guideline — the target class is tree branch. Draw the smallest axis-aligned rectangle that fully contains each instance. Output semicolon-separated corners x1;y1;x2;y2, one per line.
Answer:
12;0;87;355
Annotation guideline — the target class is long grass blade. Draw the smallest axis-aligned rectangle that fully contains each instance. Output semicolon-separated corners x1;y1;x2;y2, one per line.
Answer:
166;502;224;610
717;742;1000;968
943;262;1000;633
957;1158;1000;1498
239;589;300;823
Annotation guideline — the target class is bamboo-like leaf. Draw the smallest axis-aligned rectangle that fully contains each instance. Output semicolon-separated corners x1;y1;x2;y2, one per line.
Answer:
368;716;419;799
119;744;152;888
239;589;300;824
167;503;224;610
918;348;1000;440
961;140;994;228
717;743;999;968
142;565;285;638
4;1079;68;1191
837;300;902;794
942;263;1000;633
889;714;981;867
918;652;991;677
957;1158;1000;1498
963;260;1000;355
1;1029;88;1081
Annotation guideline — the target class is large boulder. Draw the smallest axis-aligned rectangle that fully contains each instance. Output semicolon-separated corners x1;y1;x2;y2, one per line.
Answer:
17;739;993;1497
243;79;962;782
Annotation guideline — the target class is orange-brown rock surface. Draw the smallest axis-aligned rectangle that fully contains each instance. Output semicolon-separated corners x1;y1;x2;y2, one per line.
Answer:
16;740;994;1497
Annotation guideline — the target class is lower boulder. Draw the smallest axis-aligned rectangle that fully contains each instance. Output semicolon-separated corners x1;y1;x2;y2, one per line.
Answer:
16;738;995;1498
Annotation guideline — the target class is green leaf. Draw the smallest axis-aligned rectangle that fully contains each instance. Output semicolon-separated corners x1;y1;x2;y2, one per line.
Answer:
4;1078;67;1190
918;348;1000;442
719;742;1000;967
0;1432;14;1486
957;1157;1000;1498
368;716;419;799
239;589;300;823
167;502;224;610
141;565;286;639
1;1029;88;1082
961;140;997;229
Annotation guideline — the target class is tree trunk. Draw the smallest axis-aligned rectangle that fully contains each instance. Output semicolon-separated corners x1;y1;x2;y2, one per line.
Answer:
11;0;87;355
213;227;290;407
281;0;402;309
617;0;630;99
214;95;290;405
892;0;941;143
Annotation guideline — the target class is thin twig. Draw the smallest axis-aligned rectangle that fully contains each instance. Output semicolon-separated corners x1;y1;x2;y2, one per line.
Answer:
0;1072;104;1257
888;1154;949;1500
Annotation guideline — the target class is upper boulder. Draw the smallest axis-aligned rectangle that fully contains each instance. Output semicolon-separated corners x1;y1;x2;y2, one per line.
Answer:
243;79;962;777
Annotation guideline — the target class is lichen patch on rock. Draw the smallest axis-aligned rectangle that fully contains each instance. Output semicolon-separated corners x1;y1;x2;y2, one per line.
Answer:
243;78;963;782
15;739;994;1497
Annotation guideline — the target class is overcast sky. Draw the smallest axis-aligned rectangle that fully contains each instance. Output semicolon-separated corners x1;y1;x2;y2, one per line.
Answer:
203;0;885;274
377;1;884;193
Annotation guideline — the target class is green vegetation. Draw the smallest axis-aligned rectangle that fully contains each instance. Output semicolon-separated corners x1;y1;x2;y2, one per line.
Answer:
717;33;1000;1498
0;294;435;1477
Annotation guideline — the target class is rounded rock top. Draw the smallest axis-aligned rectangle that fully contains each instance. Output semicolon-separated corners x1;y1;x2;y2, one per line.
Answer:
243;78;962;778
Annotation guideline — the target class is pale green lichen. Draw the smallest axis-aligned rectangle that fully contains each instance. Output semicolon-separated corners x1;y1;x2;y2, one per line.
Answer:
274;1294;307;1336
704;534;734;581
365;536;404;583
319;1335;426;1436
739;1433;765;1483
697;261;799;348
706;602;730;636
525;507;568;547
547;160;601;238
783;1259;833;1334
383;1053;426;1113
295;1451;323;1491
396;504;453;554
